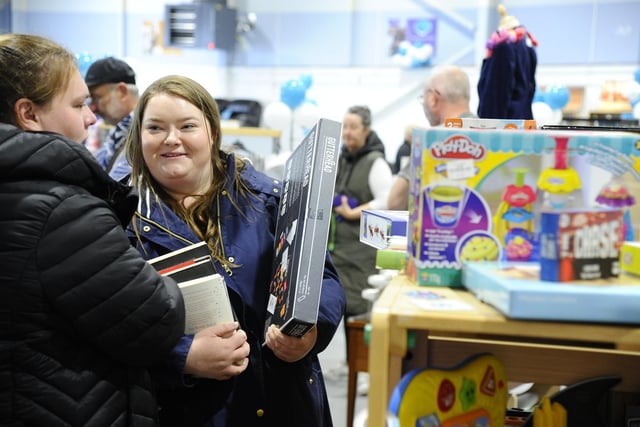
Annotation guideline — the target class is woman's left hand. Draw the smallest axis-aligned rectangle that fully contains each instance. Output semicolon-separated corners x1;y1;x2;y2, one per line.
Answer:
265;324;317;362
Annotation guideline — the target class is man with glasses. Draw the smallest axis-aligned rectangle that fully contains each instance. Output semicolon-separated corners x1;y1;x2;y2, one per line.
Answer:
85;57;139;181
418;65;476;127
388;65;476;210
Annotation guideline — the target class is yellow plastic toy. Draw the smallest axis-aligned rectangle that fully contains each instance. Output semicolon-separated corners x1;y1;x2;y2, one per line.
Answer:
387;353;507;426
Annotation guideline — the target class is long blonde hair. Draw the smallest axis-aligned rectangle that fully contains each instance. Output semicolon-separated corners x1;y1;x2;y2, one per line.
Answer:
125;75;252;269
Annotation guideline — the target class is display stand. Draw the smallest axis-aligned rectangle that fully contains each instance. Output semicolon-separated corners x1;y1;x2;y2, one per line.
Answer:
367;274;640;427
221;127;282;154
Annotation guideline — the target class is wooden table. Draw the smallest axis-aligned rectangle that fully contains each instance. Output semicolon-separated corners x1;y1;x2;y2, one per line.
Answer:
346;315;368;427
367;274;640;427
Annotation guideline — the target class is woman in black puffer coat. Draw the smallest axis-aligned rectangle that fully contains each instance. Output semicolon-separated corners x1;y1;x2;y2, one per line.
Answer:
0;33;186;426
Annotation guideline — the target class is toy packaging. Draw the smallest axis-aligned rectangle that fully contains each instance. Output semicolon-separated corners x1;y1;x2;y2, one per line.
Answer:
444;117;536;130
406;127;640;287
540;208;624;282
388;353;508;427
621;241;640;276
359;209;408;250
463;261;640;324
264;118;340;338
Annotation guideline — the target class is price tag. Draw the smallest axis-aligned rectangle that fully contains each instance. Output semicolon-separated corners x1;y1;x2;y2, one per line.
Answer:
446;159;475;180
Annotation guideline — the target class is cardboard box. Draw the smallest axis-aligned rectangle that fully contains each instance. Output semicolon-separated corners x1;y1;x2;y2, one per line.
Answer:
444;117;536;129
621;241;640;276
463;261;640;324
540;208;624;281
406;128;640;287
360;209;408;250
264;118;341;337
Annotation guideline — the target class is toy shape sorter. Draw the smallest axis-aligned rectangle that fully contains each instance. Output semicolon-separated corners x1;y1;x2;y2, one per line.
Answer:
405;127;640;287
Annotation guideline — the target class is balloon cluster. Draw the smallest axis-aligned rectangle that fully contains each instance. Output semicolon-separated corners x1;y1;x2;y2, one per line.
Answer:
262;74;322;149
391;41;433;68
531;83;570;125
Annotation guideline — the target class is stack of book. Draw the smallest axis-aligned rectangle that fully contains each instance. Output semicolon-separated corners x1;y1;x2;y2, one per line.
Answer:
149;241;235;334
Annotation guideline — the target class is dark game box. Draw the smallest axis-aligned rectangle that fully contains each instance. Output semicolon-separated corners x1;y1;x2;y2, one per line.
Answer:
264;118;341;337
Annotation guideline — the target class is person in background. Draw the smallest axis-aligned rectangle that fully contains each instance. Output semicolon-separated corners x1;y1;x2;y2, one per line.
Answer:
124;74;345;426
0;33;187;426
85;56;139;181
330;105;392;363
391;125;413;174
388;65;476;210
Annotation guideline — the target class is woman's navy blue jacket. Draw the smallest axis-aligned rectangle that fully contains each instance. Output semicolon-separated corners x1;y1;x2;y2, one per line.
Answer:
127;154;345;426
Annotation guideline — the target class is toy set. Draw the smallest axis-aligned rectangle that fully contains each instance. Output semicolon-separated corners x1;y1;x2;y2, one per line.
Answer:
463;261;640;323
359;209;408;250
405;126;640;288
388;353;507;427
540;208;624;282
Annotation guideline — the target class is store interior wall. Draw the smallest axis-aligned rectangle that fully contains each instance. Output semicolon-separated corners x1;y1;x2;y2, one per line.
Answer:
9;0;640;161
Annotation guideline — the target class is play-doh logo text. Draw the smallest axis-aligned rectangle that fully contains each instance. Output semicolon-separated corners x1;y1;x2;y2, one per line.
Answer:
430;135;486;160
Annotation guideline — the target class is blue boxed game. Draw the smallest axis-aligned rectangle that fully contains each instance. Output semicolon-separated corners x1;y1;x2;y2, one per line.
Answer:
463;261;640;324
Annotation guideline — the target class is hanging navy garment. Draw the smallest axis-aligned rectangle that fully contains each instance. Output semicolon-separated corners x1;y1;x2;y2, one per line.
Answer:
477;27;538;120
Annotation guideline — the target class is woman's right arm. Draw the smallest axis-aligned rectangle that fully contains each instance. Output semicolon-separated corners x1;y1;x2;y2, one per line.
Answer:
38;192;186;366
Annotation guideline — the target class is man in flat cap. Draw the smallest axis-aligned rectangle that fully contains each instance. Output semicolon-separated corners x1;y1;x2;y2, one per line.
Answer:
85;57;139;181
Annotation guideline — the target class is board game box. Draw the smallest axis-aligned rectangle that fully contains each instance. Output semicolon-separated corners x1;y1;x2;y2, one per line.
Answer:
540;208;624;282
463;261;640;324
264;118;341;337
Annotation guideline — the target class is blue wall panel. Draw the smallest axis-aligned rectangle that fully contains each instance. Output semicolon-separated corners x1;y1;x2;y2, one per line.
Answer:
593;1;640;63
510;4;593;65
0;1;10;34
14;11;120;56
11;2;640;67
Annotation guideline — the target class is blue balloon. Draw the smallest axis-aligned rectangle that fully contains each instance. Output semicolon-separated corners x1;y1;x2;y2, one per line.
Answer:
280;79;306;110
299;74;313;90
76;52;94;77
545;84;570;110
532;87;546;103
635;68;640;84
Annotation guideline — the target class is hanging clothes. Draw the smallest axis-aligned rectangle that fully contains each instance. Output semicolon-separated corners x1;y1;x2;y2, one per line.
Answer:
477;24;538;120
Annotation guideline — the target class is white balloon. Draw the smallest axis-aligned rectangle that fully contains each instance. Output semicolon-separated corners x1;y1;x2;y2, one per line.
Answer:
626;82;640;106
551;108;563;125
531;101;554;125
262;101;292;131
413;44;433;63
294;102;321;130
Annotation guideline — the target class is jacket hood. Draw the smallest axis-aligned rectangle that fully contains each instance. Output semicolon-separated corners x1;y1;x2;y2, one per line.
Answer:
0;123;138;225
341;130;385;162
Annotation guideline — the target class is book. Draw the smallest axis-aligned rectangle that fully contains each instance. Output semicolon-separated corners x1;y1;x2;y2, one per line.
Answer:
148;241;211;272
172;274;235;335
149;242;235;334
264;118;341;338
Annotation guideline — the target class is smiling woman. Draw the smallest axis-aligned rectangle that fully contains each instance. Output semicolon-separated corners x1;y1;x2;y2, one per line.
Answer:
123;74;345;427
140;93;215;201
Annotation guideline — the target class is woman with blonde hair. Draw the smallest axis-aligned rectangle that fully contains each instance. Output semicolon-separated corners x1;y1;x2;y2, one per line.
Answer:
124;74;345;426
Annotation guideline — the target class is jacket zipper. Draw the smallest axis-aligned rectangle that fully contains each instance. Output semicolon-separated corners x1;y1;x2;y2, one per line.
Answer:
217;193;233;277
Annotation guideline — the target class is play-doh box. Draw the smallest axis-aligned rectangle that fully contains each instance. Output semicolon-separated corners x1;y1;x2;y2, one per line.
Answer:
405;127;640;287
